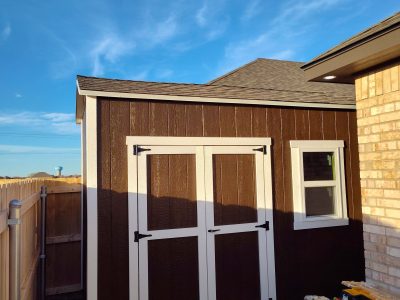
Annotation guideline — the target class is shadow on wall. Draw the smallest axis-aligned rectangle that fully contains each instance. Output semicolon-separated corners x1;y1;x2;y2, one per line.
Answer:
89;188;365;300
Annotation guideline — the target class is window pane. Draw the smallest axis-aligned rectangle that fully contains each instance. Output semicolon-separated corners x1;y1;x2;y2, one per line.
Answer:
305;186;335;217
303;152;335;181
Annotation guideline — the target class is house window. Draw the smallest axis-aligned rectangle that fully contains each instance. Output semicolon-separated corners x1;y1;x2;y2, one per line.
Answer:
290;140;348;230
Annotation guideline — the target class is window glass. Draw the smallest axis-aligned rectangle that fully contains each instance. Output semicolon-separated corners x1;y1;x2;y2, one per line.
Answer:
305;186;335;217
303;152;335;181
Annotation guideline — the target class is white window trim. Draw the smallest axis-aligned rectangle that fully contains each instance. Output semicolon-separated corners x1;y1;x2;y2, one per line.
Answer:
290;140;348;230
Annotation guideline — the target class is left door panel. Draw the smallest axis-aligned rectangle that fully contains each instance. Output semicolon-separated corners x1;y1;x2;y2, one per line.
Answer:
134;146;207;300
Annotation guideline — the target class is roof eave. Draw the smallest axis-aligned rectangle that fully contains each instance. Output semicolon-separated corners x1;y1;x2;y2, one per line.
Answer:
302;25;400;83
77;88;356;110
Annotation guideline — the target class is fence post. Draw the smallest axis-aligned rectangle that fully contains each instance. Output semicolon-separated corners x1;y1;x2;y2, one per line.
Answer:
8;199;22;300
39;186;47;300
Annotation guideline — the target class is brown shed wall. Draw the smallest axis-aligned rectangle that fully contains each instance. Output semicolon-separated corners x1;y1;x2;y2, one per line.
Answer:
96;97;364;299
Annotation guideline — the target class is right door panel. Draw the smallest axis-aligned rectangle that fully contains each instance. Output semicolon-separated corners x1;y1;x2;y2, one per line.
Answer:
205;146;269;300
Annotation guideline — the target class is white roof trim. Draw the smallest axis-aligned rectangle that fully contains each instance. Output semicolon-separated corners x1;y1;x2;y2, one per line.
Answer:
77;88;356;110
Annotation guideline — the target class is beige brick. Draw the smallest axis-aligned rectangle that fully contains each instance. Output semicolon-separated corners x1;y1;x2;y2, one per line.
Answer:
386;209;400;219
387;246;400;258
387;237;400;248
391;66;399;92
386;228;400;239
376;71;383;95
380;111;400;123
377;198;400;208
389;266;400;278
364;224;386;234
375;180;396;189
384;189;400;199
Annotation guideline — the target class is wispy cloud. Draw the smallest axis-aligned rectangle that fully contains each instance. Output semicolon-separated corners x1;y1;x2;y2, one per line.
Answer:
0;144;80;155
242;0;262;21
196;2;208;27
15;93;22;98
0;111;79;135
1;23;11;41
90;33;136;76
215;0;344;77
195;1;229;41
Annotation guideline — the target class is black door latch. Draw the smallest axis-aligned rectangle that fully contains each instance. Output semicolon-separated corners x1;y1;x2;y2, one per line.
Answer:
133;145;151;155
134;231;152;242
255;221;269;231
253;145;267;154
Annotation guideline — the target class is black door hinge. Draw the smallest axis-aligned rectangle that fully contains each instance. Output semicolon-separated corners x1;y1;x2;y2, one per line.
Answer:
133;145;151;155
255;221;269;231
134;231;152;242
253;145;267;154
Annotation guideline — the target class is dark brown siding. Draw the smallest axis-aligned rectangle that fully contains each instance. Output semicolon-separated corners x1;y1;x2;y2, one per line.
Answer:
97;98;364;299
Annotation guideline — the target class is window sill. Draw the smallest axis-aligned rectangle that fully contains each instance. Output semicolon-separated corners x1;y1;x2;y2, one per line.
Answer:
294;218;349;230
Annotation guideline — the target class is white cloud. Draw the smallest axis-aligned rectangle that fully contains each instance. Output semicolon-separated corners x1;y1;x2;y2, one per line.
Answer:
90;33;136;76
1;24;11;41
152;16;178;43
15;93;22;98
242;0;262;21
156;69;174;80
0;144;80;154
196;3;208;27
215;0;343;78
0;111;79;135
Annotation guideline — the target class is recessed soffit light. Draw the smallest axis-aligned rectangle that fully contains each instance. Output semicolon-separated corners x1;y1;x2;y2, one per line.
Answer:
323;75;336;80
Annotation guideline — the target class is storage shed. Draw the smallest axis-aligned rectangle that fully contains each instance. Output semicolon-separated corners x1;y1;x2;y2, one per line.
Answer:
76;58;365;300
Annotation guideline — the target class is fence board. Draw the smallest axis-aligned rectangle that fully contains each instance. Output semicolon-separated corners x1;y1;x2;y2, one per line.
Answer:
0;177;81;300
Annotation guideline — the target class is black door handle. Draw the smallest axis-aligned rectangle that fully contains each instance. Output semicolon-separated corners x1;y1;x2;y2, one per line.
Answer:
208;229;221;233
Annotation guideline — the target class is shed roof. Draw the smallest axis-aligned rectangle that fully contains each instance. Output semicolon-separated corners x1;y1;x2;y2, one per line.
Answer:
209;58;354;95
77;73;353;105
76;59;356;122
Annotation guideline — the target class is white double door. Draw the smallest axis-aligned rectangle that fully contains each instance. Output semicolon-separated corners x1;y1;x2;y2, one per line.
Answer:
128;142;276;300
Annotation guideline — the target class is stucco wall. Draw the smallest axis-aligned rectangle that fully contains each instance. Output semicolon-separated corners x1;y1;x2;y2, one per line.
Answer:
355;62;400;294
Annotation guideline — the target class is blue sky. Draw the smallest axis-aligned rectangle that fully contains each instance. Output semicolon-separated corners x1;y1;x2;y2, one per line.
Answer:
0;0;399;177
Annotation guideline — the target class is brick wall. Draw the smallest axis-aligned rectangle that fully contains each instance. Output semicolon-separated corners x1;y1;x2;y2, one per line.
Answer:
355;62;400;294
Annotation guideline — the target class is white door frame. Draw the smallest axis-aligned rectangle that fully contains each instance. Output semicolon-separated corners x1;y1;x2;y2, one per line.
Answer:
127;136;276;300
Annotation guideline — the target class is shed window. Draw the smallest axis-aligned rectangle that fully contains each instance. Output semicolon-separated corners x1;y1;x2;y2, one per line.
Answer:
290;140;348;230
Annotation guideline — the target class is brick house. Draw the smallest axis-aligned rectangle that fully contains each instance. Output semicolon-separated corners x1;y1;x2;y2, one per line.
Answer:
303;11;400;296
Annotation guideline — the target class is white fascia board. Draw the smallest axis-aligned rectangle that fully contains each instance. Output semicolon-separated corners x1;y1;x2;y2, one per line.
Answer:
126;136;272;146
78;88;356;110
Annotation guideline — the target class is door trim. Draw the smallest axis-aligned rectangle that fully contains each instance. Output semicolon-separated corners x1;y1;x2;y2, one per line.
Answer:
126;136;271;146
127;137;276;300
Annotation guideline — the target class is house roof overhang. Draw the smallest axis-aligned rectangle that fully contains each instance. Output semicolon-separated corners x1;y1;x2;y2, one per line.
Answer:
302;12;400;83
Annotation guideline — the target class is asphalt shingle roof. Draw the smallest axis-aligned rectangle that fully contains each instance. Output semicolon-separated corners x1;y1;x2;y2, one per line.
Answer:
77;58;355;106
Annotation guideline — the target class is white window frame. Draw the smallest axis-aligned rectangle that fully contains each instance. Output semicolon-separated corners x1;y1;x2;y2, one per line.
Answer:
290;140;348;230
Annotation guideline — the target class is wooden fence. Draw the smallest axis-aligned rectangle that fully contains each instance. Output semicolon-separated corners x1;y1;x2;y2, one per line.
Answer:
0;177;81;300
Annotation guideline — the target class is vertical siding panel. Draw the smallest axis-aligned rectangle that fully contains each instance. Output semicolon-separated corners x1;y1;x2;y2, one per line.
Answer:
266;107;286;299
235;106;253;137
309;110;323;139
348;112;362;222
322;110;337;140
109;100;130;299
294;109;309;140
251;106;267;137
97;99;112;300
203;104;220;137
219;105;236;136
149;102;169;135
130;101;150;136
168;103;187;136
185;103;204;136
